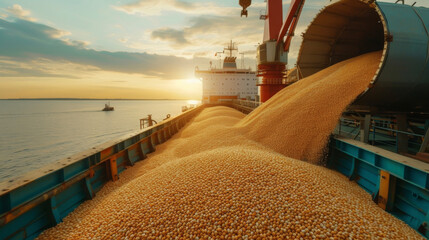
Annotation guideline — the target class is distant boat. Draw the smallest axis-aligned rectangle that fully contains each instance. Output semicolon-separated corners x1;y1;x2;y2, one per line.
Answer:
102;102;114;111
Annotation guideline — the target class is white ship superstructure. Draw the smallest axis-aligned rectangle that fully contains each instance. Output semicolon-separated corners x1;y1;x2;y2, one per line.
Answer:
195;41;258;103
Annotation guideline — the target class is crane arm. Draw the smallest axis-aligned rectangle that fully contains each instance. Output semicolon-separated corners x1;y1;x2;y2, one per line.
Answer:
276;0;306;51
236;0;307;102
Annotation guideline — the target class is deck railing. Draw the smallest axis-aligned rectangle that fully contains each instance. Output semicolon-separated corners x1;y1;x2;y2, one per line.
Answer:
231;99;261;114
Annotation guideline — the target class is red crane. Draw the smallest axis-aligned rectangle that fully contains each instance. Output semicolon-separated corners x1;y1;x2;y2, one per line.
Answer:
242;0;306;102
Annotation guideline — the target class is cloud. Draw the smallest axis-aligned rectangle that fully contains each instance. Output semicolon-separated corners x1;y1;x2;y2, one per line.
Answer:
0;57;96;78
0;0;331;82
146;0;324;66
63;39;90;48
6;4;36;22
0;18;199;79
151;28;190;47
49;29;71;39
0;64;78;78
114;0;236;16
147;11;263;55
119;37;128;43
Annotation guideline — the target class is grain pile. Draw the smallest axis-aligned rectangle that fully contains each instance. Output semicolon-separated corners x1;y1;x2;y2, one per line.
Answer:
236;51;383;163
37;51;423;239
39;147;421;239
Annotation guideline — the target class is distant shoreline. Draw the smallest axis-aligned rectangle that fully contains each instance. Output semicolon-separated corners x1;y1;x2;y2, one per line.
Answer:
0;98;195;101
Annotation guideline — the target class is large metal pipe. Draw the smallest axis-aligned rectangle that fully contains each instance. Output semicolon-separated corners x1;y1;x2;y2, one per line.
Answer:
297;0;429;113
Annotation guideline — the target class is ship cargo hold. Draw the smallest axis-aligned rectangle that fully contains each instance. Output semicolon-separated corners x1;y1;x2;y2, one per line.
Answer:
1;0;429;239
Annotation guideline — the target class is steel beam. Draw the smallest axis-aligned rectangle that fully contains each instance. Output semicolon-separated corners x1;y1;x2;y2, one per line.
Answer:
397;114;409;154
360;114;371;143
420;125;429;153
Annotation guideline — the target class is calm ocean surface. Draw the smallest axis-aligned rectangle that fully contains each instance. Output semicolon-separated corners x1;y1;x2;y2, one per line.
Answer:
0;100;196;183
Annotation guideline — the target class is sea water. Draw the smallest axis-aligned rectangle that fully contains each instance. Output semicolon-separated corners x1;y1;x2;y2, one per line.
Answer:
0;99;196;182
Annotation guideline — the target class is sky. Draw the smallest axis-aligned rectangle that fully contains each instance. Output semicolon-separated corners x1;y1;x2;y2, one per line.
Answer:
0;0;427;99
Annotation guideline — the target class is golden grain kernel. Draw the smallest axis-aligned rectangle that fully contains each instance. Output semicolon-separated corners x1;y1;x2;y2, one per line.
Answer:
37;52;422;240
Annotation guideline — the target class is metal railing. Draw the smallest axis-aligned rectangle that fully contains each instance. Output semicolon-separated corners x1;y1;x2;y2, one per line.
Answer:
371;124;424;153
231;99;261;114
337;117;426;154
337;118;361;140
232;99;261;108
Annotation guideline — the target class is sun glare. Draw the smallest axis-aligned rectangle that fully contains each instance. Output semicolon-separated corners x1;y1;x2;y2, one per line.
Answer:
186;78;201;84
187;99;201;105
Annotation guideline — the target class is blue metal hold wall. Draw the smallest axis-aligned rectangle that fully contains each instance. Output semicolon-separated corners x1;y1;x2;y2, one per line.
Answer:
0;105;203;240
329;137;429;237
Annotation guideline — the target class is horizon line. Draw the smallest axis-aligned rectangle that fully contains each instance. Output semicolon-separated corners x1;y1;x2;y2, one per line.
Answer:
0;98;200;101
